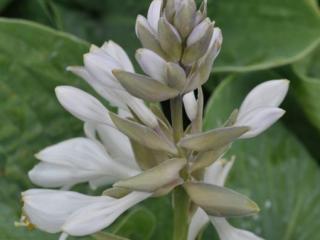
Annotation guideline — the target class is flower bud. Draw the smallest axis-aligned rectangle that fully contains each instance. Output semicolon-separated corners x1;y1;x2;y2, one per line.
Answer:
184;183;260;217
182;18;214;65
113;158;186;192
158;17;182;62
178;126;249;152
173;0;197;38
135;15;168;59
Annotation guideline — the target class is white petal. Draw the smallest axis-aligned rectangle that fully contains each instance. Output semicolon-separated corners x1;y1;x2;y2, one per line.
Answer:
101;41;135;72
136;48;167;83
188;207;209;240
238;80;289;120
147;0;162;33
55;86;112;125
183;91;198;121
22;189;109;233
210;218;264;240
236;107;285;139
204;159;235;186
62;191;151;236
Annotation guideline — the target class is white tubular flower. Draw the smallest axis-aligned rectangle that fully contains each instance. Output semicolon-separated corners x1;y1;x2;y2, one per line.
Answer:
67;41;158;128
55;86;112;126
235;80;289;139
61;191;151;238
29;137;140;190
188;159;264;240
183;91;198;121
22;189;151;239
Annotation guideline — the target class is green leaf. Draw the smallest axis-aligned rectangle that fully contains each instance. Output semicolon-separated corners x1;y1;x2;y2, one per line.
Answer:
291;45;320;132
209;0;320;72
203;74;320;239
0;18;91;239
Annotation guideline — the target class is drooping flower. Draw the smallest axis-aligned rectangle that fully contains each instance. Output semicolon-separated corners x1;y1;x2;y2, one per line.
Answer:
29;125;140;190
235;79;289;139
22;189;151;239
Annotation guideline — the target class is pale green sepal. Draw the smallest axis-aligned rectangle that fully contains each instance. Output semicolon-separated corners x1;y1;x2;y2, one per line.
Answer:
158;17;182;62
178;126;249;152
184;182;260;217
110;112;178;155
102;187;131;199
191;146;228;172
166;62;187;91
94;232;130;240
113;158;187;192
112;70;180;102
182;20;214;65
152;178;184;197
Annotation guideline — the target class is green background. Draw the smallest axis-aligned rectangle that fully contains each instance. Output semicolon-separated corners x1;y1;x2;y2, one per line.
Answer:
0;0;319;239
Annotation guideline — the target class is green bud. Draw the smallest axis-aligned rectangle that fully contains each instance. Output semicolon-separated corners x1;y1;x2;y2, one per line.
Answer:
158;17;182;62
113;158;187;192
112;70;180;102
110;112;178;155
184;182;260;217
182;18;214;65
166;62;187;90
174;0;197;38
178;126;249;152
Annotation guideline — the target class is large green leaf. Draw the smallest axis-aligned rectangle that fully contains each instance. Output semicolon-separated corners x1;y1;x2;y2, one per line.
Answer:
209;0;320;72
203;75;320;239
291;45;320;133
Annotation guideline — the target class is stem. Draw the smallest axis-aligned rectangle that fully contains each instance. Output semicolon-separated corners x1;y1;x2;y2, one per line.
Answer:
170;96;183;143
170;96;190;240
172;187;191;240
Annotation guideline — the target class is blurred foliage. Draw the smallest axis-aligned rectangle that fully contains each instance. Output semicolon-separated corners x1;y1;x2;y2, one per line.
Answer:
0;0;319;239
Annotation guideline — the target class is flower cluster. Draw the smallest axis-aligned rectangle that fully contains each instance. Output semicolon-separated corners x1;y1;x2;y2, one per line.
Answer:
19;0;289;239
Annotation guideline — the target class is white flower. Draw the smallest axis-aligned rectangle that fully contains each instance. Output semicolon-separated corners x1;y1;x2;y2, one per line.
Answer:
66;41;158;128
29;132;140;190
235;80;289;138
188;159;264;240
22;189;151;239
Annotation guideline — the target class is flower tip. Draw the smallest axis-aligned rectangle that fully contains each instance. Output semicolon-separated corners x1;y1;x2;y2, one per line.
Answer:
249;201;260;214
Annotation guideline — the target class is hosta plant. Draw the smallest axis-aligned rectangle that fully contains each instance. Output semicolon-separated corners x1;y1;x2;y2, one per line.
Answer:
18;0;289;239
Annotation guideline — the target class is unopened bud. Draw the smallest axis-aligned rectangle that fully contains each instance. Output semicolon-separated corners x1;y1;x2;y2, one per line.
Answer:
158;17;183;62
